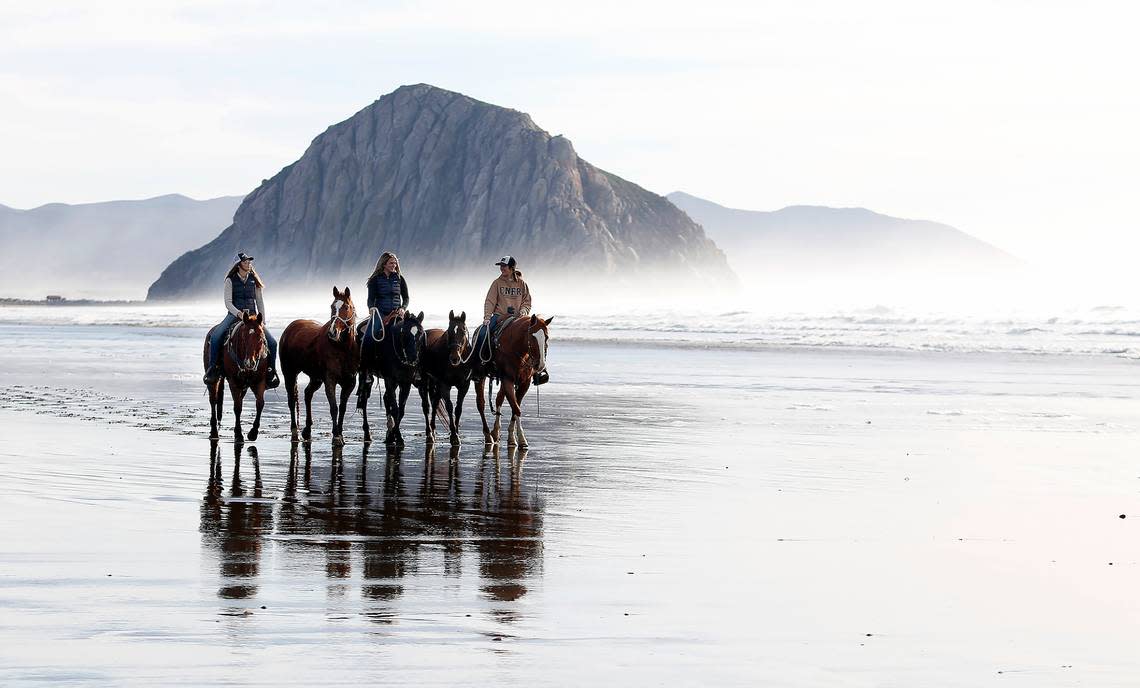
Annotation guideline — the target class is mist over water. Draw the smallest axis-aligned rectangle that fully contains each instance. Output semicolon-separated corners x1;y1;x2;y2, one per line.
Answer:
6;265;1140;359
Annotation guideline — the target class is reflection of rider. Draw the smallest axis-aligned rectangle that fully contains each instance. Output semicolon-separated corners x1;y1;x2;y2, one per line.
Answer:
204;252;279;388
357;251;410;402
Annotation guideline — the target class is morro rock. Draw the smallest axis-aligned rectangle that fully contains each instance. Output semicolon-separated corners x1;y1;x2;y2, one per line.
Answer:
148;84;730;299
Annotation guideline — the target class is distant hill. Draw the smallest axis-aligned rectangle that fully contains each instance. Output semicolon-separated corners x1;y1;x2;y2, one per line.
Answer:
0;194;243;299
667;191;1018;277
148;84;731;300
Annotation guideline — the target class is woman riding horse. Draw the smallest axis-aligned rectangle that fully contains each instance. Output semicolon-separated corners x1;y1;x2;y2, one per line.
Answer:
356;251;410;405
475;255;547;386
204;252;279;389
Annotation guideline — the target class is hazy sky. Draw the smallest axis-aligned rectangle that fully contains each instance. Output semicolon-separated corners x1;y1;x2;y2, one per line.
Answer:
1;1;1137;277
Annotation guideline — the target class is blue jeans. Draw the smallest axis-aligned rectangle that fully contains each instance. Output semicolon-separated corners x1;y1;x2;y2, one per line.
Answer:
208;313;278;370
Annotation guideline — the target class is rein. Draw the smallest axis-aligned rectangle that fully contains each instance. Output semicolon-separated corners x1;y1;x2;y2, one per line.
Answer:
365;307;386;342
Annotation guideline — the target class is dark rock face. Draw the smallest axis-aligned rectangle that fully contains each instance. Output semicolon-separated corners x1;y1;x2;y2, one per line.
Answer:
148;85;730;299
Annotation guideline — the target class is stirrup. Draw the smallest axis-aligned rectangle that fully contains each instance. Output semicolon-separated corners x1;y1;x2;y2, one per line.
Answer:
533;370;549;386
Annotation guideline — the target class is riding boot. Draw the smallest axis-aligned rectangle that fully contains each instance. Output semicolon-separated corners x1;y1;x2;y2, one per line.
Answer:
203;364;220;385
266;368;280;389
532;370;550;386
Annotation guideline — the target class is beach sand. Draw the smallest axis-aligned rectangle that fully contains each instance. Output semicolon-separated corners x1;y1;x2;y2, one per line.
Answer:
2;323;1139;685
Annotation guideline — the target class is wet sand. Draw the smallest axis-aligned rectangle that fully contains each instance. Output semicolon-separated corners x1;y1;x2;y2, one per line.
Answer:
2;323;1140;685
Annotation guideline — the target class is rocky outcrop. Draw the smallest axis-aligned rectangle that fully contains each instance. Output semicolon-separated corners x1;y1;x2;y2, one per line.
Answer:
148;85;731;299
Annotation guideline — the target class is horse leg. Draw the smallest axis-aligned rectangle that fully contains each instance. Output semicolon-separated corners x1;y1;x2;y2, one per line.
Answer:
394;383;411;448
492;380;508;444
336;379;353;445
361;381;373;443
419;381;434;444
285;372;300;442
452;380;469;447
325;376;343;446
229;379;245;443
474;376;494;445
383;378;397;445
512;378;531;449
248;383;265;442
442;384;458;446
208;380;221;439
428;383;441;439
302;377;321;442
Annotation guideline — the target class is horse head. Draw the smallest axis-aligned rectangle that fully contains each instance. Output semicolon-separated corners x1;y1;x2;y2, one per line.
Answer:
328;287;356;343
232;310;268;372
393;310;426;367
527;315;553;375
446;309;469;367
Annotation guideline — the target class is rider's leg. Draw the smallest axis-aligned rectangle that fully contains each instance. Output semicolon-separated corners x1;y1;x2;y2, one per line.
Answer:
264;329;280;388
204;313;239;384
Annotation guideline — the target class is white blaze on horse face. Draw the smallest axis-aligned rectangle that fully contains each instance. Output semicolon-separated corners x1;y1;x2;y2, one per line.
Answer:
532;329;547;371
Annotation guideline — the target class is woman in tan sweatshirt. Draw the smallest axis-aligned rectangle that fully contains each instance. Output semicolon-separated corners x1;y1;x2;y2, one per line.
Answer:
483;255;532;326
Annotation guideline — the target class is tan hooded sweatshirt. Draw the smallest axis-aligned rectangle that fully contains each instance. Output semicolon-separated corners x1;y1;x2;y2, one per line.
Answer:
484;273;532;321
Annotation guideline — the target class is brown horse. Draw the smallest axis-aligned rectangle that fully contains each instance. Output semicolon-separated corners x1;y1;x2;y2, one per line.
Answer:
418;310;472;446
475;315;553;448
202;311;270;441
279;287;358;446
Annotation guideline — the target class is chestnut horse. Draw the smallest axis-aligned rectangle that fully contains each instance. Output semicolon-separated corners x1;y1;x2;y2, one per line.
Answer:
202;311;270;442
279;287;358;446
418;310;472;446
359;310;425;447
475;315;553;448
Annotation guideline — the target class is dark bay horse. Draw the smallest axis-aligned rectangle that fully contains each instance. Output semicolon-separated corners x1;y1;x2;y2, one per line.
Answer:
358;310;425;447
418;310;472;446
475;315;553;448
279;287;358;446
202;311;270;441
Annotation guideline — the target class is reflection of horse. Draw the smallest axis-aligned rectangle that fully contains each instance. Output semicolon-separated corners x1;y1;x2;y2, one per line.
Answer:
474;315;553;448
203;311;270;441
418;310;472;446
474;446;542;615
200;441;271;600
358;311;425;447
280;287;358;445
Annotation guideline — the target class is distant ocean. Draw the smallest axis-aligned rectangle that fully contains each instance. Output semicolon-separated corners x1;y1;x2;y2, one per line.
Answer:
3;302;1139;359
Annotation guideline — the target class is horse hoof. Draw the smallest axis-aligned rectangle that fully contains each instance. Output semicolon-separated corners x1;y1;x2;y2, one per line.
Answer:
209;429;219;439
363;429;372;443
301;427;311;441
290;430;300;443
519;441;529;450
426;433;436;445
247;430;258;442
450;434;460;447
333;435;345;447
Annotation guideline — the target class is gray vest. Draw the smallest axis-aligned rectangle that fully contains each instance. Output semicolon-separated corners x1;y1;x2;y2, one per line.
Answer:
229;273;259;313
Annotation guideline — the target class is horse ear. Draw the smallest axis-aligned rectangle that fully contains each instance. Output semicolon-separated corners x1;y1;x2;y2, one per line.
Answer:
460;311;467;322
344;286;351;298
449;309;455;320
544;316;553;326
256;312;264;324
529;314;537;328
332;286;340;298
417;311;424;323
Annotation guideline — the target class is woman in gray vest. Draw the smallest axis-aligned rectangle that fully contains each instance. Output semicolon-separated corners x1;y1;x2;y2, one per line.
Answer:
203;252;280;388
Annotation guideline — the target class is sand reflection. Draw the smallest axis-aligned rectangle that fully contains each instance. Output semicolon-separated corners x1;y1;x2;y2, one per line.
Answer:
200;439;543;623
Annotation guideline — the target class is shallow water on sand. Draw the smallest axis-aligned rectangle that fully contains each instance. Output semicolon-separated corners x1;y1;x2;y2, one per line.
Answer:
2;324;1140;685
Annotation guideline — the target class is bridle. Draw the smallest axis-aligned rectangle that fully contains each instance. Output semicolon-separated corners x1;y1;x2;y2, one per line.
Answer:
328;299;356;341
393;316;424;368
228;321;268;373
448;320;472;366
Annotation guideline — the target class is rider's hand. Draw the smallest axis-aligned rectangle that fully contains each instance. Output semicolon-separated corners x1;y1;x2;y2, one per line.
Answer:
396;308;406;317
